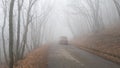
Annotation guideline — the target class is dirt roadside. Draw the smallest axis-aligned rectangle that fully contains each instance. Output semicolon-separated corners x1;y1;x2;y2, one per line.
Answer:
14;45;49;68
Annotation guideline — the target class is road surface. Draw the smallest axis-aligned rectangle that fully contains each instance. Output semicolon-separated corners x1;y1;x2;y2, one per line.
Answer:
48;44;120;68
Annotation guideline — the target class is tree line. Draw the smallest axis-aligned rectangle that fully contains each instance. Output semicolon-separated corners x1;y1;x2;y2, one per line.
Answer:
66;0;120;36
0;0;53;68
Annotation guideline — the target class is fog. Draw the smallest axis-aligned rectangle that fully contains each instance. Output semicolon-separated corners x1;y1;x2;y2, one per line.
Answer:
0;0;120;67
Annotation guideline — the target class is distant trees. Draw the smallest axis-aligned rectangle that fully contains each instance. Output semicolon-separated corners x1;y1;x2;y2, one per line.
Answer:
30;0;53;47
66;12;76;36
86;0;104;32
68;0;104;34
113;0;120;17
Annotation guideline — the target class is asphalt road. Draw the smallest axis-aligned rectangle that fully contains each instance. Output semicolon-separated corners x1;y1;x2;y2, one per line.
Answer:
48;44;120;68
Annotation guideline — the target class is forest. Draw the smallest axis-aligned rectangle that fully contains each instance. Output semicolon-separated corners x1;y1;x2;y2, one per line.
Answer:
0;0;120;68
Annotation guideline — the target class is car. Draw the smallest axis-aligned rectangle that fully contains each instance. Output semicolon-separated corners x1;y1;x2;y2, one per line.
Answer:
59;36;68;45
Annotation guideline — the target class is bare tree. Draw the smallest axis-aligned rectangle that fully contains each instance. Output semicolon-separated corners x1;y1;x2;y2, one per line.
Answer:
9;0;15;68
20;0;38;59
30;2;53;48
87;0;104;32
15;0;24;62
1;0;8;64
113;0;120;17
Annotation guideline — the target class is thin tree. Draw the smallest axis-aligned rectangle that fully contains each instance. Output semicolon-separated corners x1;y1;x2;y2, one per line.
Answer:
113;0;120;17
15;0;24;62
1;0;8;64
20;0;38;59
68;0;96;33
87;0;104;32
9;0;15;68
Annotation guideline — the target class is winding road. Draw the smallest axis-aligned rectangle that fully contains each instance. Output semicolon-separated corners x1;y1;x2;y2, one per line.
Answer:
48;44;120;68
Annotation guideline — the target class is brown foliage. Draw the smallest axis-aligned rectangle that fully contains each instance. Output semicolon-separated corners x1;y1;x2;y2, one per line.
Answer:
71;26;120;64
14;45;49;68
0;64;8;68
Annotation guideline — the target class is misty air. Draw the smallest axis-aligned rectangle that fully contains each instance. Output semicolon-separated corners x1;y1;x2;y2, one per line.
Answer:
0;0;120;68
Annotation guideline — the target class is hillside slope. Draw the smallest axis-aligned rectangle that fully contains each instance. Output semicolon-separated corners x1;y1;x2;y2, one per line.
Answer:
71;26;120;64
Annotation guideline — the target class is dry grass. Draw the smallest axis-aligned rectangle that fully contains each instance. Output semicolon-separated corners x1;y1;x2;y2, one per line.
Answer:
14;45;49;68
0;64;8;68
71;25;120;64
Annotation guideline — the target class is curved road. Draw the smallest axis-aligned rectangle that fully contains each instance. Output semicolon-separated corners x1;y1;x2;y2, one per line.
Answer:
48;44;120;68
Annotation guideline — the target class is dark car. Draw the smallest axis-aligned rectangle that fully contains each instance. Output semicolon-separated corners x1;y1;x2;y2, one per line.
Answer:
59;36;68;45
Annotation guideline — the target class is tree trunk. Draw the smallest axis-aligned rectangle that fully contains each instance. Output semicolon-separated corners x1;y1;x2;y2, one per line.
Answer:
113;0;120;17
16;0;22;62
9;0;15;68
2;8;8;65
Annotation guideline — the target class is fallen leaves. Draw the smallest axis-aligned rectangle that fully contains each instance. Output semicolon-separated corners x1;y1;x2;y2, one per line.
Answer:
14;45;49;68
